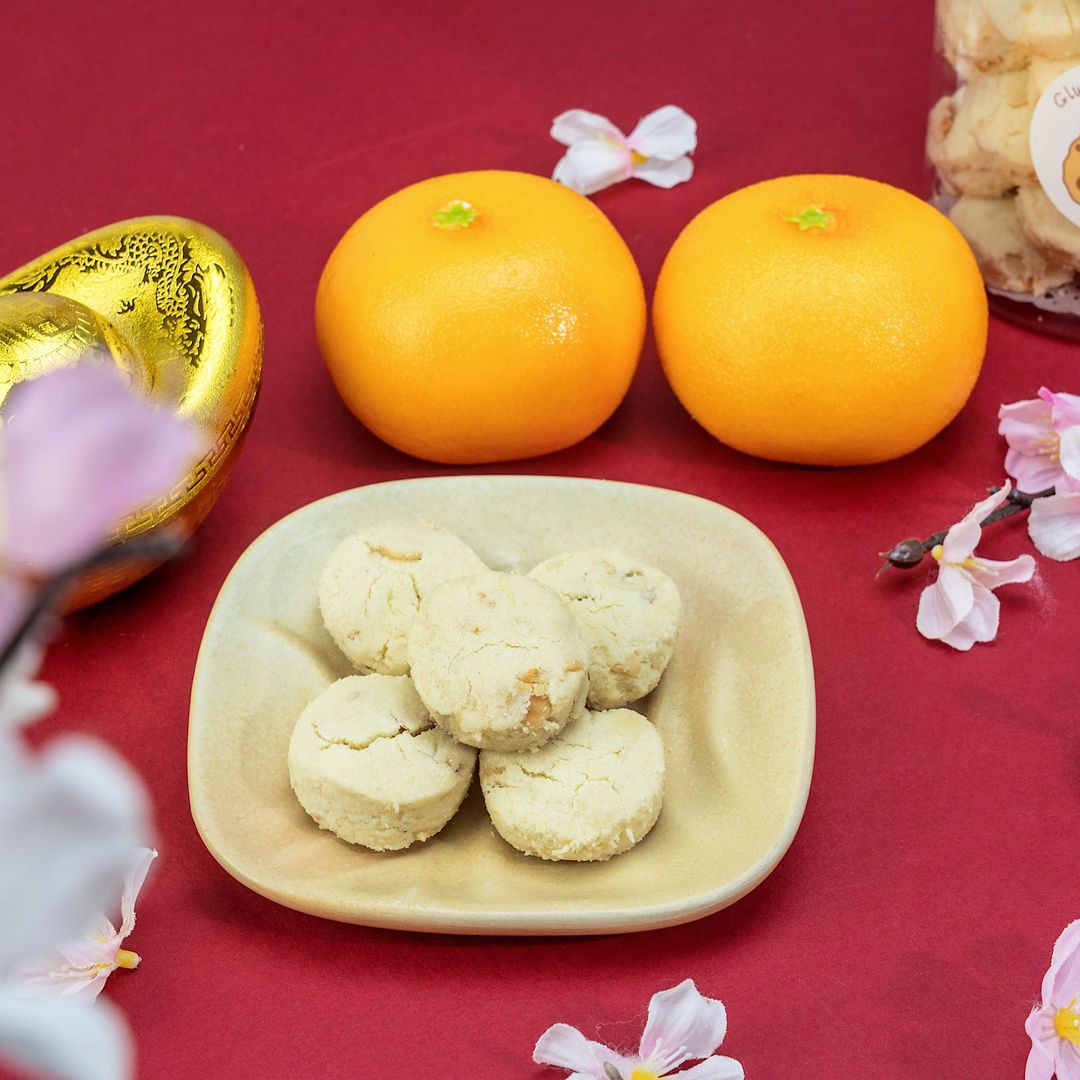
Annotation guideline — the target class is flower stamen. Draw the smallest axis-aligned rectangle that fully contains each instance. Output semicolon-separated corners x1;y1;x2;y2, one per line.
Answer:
1056;998;1080;1046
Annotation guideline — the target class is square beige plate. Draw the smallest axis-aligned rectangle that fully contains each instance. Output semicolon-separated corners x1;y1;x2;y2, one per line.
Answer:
189;476;815;935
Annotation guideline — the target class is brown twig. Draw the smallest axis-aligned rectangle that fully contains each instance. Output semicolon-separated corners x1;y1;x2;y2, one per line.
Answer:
879;486;1054;574
0;530;186;674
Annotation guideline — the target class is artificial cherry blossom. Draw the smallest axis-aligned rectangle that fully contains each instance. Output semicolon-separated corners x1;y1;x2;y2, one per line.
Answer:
1026;920;1080;1080
0;361;197;1080
534;979;743;1080
915;483;1035;650
999;387;1080;495
551;106;697;196
11;848;157;1005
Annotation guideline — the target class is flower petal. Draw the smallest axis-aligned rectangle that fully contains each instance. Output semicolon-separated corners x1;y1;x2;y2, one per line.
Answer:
56;934;115;971
1059;426;1080;481
678;1057;746;1080
553;140;633;196
939;583;999;651
632;156;694;189
2;365;203;575
1025;1041;1055;1080
626;105;697;160
1043;920;1080;1008
0;640;56;732
916;565;974;641
1048;390;1080;431
1029;493;1080;561
966;553;1036;590
999;395;1054;455
119;847;156;938
0;736;149;975
551;110;626;148
1059;1038;1080;1080
941;485;1010;563
8;956;109;1005
1005;447;1065;495
533;1023;609;1076
639;980;727;1067
0;990;133;1080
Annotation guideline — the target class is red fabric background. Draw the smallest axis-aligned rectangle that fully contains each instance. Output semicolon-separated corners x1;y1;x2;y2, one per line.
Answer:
3;1;1076;1076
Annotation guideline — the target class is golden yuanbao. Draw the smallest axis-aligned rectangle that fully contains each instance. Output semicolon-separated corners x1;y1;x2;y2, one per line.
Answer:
0;217;262;607
315;170;645;465
653;174;988;467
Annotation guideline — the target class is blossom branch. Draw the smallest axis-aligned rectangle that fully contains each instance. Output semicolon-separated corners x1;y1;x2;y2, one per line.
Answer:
880;486;1055;572
0;531;185;675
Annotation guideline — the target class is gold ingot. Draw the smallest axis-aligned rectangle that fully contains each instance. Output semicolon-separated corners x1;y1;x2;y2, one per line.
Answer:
0;217;262;608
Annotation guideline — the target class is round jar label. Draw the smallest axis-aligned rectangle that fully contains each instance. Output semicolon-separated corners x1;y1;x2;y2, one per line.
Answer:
1031;64;1080;228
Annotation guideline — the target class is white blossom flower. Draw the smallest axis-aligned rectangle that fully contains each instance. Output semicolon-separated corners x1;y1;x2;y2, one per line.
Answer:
0;740;150;978
0;993;132;1080
11;848;157;1004
915;483;1035;651
551;105;697;196
534;979;743;1079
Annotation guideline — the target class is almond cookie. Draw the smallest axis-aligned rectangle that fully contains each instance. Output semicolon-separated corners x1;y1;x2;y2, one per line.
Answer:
407;570;589;752
967;71;1035;187
318;522;486;675
949;195;1075;293
1016;185;1080;270
982;0;1080;59
288;675;476;851
937;0;1027;75
528;548;681;710
1027;56;1079;105
479;708;665;862
927;93;1013;198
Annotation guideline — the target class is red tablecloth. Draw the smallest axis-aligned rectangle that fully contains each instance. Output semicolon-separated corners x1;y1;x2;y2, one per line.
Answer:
4;1;1075;1076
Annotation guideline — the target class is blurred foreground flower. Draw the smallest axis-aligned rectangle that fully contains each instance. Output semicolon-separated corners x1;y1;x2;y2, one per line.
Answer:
0;363;202;643
534;979;743;1080
551;105;697;196
0;363;200;1080
915;484;1035;651
11;849;157;1004
1026;920;1080;1080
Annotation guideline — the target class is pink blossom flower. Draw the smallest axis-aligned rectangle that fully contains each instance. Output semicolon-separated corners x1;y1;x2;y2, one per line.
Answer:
1026;920;1080;1080
10;848;157;1005
551;106;697;196
915;483;1035;651
0;363;202;644
1023;425;1080;561
533;979;743;1080
998;387;1080;494
2;364;202;576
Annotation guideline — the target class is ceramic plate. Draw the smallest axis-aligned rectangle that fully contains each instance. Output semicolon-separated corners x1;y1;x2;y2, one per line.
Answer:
188;476;815;935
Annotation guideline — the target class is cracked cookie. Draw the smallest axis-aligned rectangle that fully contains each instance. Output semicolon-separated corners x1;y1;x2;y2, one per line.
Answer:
927;91;1016;198
966;70;1036;187
949;194;1076;292
938;0;1028;75
479;708;665;861
1016;184;1080;269
318;522;487;675
288;674;476;850
407;570;589;752
528;548;681;710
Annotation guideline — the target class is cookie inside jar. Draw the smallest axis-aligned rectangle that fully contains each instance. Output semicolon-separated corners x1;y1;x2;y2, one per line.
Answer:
930;0;1080;337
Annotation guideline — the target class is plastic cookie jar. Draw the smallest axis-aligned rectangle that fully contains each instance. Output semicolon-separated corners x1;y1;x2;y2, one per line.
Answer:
928;0;1080;338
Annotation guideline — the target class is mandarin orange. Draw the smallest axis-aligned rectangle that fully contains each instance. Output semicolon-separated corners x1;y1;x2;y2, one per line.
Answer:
653;174;988;466
316;170;645;464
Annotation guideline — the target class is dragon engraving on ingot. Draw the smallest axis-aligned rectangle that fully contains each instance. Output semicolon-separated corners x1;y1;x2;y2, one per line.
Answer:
0;229;217;366
0;216;262;608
